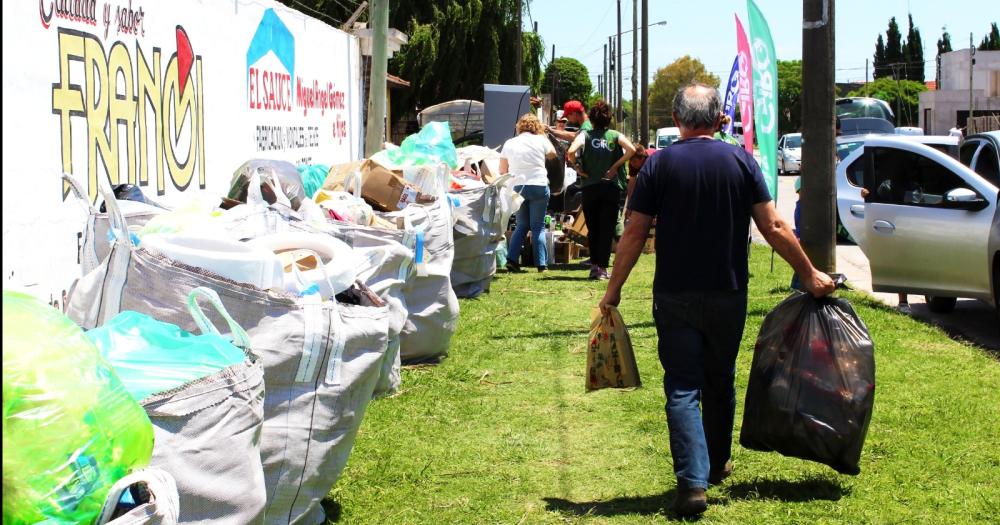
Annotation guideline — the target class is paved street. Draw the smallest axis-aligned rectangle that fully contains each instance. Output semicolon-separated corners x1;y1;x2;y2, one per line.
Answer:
756;174;999;354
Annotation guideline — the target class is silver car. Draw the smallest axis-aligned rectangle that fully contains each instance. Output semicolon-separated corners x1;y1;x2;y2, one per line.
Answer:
836;134;999;314
778;133;802;174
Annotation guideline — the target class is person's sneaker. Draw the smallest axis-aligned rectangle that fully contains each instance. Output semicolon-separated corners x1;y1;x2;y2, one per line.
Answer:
588;265;600;280
597;267;610;281
672;487;708;517
537;266;547;273
708;460;733;485
897;302;912;315
506;261;521;273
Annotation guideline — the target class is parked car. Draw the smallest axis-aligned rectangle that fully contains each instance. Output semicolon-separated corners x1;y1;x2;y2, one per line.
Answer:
836;97;895;124
778;133;802;174
895;126;924;136
836;134;999;314
732;121;745;148
655;127;680;149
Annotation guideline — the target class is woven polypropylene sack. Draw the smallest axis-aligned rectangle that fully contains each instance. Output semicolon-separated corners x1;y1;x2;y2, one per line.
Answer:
292;220;414;397
142;358;266;524
382;198;460;363
449;184;505;298
66;193;390;525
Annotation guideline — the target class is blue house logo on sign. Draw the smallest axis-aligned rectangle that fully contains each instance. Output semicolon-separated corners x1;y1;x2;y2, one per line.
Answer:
247;8;295;112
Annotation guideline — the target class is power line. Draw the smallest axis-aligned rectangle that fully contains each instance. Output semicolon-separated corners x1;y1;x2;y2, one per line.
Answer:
570;3;615;55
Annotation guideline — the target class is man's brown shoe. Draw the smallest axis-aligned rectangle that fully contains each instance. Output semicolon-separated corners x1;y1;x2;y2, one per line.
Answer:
709;460;733;485
672;487;707;517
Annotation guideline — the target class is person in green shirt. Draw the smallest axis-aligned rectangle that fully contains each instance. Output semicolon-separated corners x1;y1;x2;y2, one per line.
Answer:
567;101;636;280
548;100;592;142
713;114;740;146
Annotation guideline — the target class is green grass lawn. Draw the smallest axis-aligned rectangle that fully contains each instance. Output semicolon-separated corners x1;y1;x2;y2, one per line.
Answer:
328;245;1000;524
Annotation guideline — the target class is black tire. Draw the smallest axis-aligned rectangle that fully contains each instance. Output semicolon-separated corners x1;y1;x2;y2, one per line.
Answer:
925;296;957;313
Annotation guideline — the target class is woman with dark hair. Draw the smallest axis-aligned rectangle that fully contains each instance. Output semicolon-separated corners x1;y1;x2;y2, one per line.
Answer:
567;101;636;280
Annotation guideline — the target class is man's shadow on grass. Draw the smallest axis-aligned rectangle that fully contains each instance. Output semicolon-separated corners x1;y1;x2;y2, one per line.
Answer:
543;476;846;522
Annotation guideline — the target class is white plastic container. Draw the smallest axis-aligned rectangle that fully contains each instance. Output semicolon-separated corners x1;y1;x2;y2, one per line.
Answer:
246;232;360;298
140;235;284;291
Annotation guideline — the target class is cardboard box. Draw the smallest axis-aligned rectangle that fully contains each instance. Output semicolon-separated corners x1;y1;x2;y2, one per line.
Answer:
323;159;420;212
565;210;588;245
553;241;579;264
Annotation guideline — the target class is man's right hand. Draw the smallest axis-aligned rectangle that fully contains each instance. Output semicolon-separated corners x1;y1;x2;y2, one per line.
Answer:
802;269;836;298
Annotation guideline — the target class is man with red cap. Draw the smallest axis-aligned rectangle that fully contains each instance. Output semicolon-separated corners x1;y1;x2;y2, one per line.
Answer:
549;100;592;142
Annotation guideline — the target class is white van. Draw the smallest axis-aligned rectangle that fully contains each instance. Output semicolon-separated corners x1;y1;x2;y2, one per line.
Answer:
655;127;681;149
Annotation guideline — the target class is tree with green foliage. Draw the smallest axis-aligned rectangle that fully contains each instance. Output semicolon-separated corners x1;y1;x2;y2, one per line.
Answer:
903;15;924;82
278;1;545;120
648;56;719;129
884;17;904;76
979;22;1000;50
777;60;802;135
542;57;593;109
936;28;952;85
848;77;926;126
937;29;953;56
874;34;887;78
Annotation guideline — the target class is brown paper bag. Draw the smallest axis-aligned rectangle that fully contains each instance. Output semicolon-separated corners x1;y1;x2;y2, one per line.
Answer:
586;306;641;391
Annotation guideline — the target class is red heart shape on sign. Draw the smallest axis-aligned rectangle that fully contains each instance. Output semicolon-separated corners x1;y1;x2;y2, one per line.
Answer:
176;26;193;96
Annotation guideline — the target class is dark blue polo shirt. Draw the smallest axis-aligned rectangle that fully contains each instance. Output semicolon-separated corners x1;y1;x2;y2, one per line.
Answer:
627;137;772;293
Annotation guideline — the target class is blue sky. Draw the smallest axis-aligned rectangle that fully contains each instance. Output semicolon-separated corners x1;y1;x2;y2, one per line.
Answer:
528;0;997;89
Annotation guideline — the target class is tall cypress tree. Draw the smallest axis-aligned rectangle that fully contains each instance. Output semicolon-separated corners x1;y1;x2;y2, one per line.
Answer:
885;17;904;79
874;34;888;79
904;15;924;83
936;29;952;86
979;22;1000;50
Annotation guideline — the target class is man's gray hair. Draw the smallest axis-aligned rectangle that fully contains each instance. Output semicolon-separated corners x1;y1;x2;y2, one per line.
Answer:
672;84;721;130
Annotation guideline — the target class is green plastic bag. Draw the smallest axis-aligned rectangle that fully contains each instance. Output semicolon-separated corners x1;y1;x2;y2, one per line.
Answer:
297;163;330;199
3;291;154;525
87;291;248;401
387;121;459;168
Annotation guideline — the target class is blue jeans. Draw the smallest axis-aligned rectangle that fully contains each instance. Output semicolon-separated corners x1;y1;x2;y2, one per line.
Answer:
508;184;550;267
653;291;748;490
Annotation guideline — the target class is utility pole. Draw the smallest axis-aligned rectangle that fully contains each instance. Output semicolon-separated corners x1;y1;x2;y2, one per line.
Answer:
969;33;975;128
800;0;836;273
608;37;614;104
603;44;608;100
865;58;869;95
551;44;557;109
640;0;649;147
364;0;389;157
515;0;522;85
632;0;638;138
616;0;623;126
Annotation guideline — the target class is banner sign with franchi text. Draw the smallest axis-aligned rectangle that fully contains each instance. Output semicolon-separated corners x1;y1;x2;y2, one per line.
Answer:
1;0;364;303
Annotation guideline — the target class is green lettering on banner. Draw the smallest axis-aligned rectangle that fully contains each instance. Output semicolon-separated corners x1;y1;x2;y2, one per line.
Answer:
747;0;778;201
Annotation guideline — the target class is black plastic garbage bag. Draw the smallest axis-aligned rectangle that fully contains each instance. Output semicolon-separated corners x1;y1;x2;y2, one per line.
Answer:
99;184;167;212
545;131;566;195
228;159;305;210
740;292;875;475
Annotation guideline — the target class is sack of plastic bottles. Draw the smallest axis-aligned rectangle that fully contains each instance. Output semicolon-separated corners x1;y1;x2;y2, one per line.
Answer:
2;291;154;525
740;292;875;475
387;121;459;169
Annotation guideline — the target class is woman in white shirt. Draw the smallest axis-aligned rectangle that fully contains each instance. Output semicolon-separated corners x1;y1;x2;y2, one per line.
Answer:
499;113;557;272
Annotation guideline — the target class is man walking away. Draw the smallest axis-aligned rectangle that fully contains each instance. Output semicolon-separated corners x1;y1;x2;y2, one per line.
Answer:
598;84;835;516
